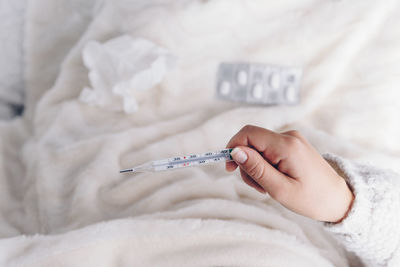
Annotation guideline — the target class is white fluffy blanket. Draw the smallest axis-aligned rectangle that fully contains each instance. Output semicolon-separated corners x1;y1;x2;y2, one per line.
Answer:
1;0;400;266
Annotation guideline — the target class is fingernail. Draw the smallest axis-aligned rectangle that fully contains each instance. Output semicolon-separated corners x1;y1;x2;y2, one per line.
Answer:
231;147;248;164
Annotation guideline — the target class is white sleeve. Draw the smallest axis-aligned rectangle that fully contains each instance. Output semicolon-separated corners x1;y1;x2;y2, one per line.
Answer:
322;154;400;267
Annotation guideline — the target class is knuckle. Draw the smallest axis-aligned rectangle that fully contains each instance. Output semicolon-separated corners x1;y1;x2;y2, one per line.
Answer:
241;124;255;133
268;152;281;165
246;160;265;180
284;135;303;152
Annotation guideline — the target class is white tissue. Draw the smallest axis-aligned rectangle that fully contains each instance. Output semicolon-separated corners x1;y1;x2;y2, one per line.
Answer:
79;35;176;113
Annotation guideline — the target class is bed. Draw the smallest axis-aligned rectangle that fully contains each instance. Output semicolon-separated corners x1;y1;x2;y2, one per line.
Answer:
0;0;399;266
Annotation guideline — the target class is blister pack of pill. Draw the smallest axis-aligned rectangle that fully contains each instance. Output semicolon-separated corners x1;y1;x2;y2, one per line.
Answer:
216;62;302;105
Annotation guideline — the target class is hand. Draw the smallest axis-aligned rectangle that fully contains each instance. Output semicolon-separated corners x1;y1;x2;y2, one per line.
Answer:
226;125;354;223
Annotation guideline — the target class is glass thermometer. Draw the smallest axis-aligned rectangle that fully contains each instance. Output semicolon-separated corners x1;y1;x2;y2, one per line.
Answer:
120;148;233;173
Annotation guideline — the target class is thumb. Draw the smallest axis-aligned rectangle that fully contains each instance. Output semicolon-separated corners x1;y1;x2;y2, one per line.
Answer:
231;146;293;198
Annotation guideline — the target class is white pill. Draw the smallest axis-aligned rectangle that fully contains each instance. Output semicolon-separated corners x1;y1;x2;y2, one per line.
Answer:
285;85;297;103
252;84;263;99
219;81;231;95
269;72;281;89
237;70;248;86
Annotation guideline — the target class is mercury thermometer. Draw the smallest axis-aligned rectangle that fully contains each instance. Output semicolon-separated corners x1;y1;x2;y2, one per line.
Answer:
120;148;233;173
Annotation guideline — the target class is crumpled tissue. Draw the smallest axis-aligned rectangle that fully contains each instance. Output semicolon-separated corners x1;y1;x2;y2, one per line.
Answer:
79;35;176;113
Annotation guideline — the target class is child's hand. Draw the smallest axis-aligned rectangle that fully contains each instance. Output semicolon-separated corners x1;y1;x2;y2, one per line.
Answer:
226;125;354;223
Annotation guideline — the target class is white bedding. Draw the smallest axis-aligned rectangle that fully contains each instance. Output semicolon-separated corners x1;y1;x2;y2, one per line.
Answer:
0;0;400;266
0;0;27;119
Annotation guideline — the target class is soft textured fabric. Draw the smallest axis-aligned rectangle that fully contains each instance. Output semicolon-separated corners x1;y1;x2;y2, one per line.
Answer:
0;0;400;266
324;154;400;267
0;0;27;119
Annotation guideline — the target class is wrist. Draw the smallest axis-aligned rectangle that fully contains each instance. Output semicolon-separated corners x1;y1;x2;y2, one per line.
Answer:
332;178;354;224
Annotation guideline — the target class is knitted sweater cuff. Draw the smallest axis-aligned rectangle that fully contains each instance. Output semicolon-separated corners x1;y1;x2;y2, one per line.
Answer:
322;153;371;243
322;153;400;266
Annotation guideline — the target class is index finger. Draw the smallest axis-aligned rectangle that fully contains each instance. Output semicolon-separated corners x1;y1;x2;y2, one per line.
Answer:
225;125;282;171
226;125;281;151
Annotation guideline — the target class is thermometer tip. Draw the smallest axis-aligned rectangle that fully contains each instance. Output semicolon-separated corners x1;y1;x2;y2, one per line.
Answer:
119;168;134;173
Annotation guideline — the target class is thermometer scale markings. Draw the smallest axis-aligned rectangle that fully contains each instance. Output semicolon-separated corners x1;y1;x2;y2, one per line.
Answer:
120;148;233;173
154;149;232;171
